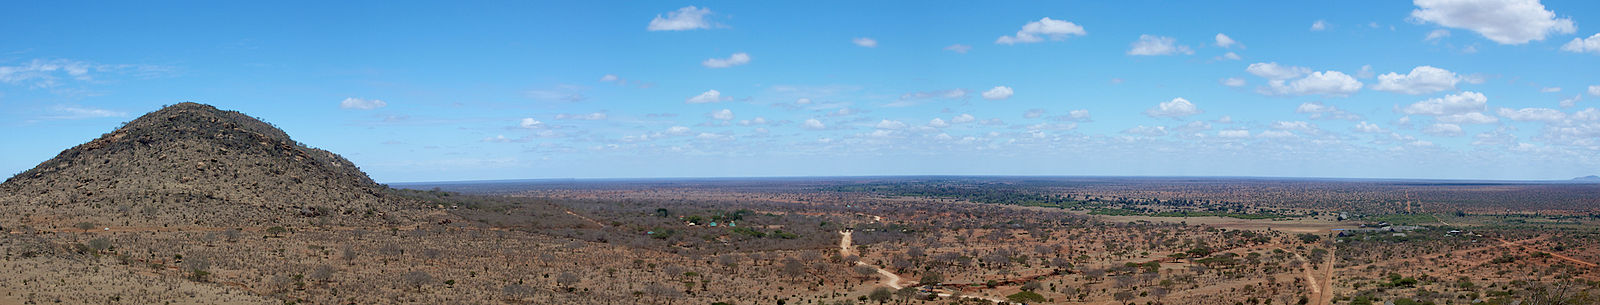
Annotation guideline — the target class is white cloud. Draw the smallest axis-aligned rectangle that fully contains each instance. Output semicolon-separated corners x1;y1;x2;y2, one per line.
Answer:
1564;34;1600;54
1262;71;1364;97
554;112;607;120
981;86;1014;100
1560;95;1582;108
874;120;908;129
1221;77;1247;87
1271;121;1315;131
1357;65;1376;79
1064;109;1092;122
996;17;1087;45
1215;33;1239;48
944;44;972;53
1144;97;1203;118
1258;130;1296;138
802;119;826;130
1246;62;1311;80
1590;85;1600;96
695;132;734;141
1218;130;1252;138
1296;102;1363;120
1217;52;1242;61
1127;35;1193;56
1425;29;1452;42
951;113;976;124
1496;107;1565;122
1541;87;1561;93
927;118;949;128
1411;0;1575;45
1122;125;1168;136
1311;20;1329;31
665;126;692;136
519;118;543;129
1436;112;1499;124
738;117;768;126
702;52;751;68
1023;109;1046;119
41;105;126;120
647;6;715;31
339;97;387;110
709;109;734;120
852;37;878;48
1422;123;1464;136
1372;66;1462;94
796;98;812;105
1399;91;1488;115
686;89;728;104
1353;121;1387;133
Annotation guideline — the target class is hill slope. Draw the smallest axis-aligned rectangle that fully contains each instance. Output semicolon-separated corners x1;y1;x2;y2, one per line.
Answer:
0;102;417;229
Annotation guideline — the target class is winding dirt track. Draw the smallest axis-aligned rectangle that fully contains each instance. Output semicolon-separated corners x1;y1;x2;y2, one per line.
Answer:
838;230;1008;303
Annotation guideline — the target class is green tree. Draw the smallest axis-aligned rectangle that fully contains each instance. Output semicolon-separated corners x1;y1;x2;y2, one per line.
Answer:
868;287;893;304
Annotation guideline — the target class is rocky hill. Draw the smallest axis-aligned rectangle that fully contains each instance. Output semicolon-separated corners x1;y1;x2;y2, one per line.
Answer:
0;102;420;229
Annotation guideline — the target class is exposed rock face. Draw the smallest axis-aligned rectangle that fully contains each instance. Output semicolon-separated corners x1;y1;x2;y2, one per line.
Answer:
1;102;415;228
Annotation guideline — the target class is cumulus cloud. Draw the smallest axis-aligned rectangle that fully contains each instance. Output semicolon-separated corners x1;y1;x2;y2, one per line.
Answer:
1353;121;1387;133
1221;77;1247;87
1422;123;1464;136
1217;52;1243;61
1496;107;1565;122
1258;130;1296;138
665;126;692;136
1122;125;1168;136
738;117;768;126
339;97;387;110
1310;20;1328;31
1410;0;1575;44
1261;71;1363;97
1023;109;1046;119
1564;34;1600;54
686;89;728;103
1215;33;1240;48
1436;112;1499;124
874;120;908;129
519;118;544;129
695;132;734;141
1372;66;1462;94
1296;102;1363;121
1066;109;1092;121
981;86;1014;100
647;6;716;31
702;53;751;68
1425;29;1452;42
1592;85;1600;96
852;37;878;48
944;44;972;53
951;113;976;124
802;118;826;130
927;118;950;128
1399;91;1488;115
1271;121;1316;131
554;112;607;120
709;109;734;120
1144;97;1203;118
1218;130;1251;138
1127;35;1193;56
1246;62;1311;80
996;17;1087;45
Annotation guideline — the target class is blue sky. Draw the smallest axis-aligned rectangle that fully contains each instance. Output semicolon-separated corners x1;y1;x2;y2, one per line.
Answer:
4;0;1600;182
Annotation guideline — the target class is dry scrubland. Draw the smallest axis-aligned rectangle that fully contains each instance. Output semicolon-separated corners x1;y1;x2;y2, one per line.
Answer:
3;104;1600;304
